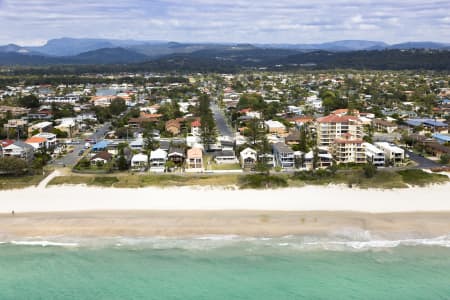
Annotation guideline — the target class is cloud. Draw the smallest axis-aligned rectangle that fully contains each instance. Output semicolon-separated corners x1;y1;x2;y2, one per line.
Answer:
0;0;449;45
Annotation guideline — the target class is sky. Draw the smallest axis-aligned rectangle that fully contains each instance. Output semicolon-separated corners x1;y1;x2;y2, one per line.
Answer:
0;0;449;46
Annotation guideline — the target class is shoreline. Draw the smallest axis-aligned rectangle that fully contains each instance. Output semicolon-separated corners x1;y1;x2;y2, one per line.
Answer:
1;210;450;241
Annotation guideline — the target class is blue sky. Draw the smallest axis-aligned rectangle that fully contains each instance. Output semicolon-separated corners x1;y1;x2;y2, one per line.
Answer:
0;0;449;45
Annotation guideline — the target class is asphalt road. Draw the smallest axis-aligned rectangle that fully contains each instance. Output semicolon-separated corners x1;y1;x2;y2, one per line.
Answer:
51;122;111;167
211;103;233;138
405;149;442;169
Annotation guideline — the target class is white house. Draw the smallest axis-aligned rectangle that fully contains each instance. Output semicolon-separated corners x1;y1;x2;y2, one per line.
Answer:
34;132;57;149
240;147;257;169
264;120;286;135
131;153;148;171
150;149;167;172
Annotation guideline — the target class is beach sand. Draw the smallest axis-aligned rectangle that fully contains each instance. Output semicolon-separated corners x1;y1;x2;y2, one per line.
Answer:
1;210;450;239
0;182;449;239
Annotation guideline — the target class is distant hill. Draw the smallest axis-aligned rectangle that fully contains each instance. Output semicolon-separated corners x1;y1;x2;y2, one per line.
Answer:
388;42;450;50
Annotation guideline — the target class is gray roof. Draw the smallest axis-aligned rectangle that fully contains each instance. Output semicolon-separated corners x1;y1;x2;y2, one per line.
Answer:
273;142;293;153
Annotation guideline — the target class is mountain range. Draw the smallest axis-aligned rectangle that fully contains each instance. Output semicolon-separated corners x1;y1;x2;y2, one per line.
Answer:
0;38;449;70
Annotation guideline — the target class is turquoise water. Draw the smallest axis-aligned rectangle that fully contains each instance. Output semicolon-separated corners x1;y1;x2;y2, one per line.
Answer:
0;239;449;299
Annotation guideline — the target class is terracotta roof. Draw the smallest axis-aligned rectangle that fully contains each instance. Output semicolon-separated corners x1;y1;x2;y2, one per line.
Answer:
25;137;47;143
0;140;15;147
191;120;201;127
317;114;359;123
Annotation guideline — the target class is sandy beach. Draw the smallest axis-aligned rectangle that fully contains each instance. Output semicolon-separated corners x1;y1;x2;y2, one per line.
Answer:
0;183;449;239
1;183;450;213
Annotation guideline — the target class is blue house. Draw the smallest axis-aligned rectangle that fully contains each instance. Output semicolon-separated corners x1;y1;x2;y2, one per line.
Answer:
432;133;450;144
92;140;111;152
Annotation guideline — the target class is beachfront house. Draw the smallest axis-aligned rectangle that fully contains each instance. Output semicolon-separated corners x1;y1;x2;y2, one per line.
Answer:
34;132;57;149
273;142;295;169
304;148;333;170
149;149;167;172
186;147;203;172
131;153;148;171
168;146;185;166
214;150;239;164
240;147;257;170
25;136;47;151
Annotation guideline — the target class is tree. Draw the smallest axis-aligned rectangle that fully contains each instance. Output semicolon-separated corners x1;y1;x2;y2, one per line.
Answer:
117;147;129;171
19;95;40;108
363;161;377;178
247;118;263;145
440;154;450;165
144;135;159;167
0;157;28;176
52;128;68;138
109;97;127;116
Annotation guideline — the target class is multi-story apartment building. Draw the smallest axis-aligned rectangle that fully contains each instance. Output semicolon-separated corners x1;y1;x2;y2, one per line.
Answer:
316;114;363;148
331;133;366;164
363;142;386;167
374;142;405;166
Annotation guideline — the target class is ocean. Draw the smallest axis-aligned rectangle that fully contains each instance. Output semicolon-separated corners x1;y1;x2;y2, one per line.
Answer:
0;236;449;299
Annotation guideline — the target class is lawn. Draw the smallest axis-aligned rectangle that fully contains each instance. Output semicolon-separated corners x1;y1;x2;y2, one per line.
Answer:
0;173;47;190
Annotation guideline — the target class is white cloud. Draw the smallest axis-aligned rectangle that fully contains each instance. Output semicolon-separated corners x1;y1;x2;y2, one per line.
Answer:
0;0;449;45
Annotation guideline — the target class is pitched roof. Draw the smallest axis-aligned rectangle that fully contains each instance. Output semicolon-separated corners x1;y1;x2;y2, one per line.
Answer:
91;151;113;161
25;137;47;143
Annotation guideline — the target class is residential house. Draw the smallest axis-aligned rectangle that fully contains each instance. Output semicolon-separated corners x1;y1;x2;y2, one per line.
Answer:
165;119;182;136
375;142;405;165
273;142;295;169
0;140;15;157
264;120;286;135
372;119;398;134
191;119;201;136
214;150;238;164
363;142;385;167
405;119;448;134
186;147;203;171
432;133;450;145
3;119;28;138
25;136;47;150
149;149;167;172
28;121;53;136
304;148;333;170
34;132;57;149
131;153;148;171
168;146;185;165
423;142;450;159
332;133;366;164
240;147;257;170
285;130;301;146
2;141;34;162
90;151;113;165
55;118;78;137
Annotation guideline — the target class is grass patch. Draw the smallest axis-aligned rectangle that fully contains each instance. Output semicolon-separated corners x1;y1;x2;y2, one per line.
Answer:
397;169;449;187
239;174;288;189
49;176;92;186
90;176;119;187
209;163;241;171
0;173;47;190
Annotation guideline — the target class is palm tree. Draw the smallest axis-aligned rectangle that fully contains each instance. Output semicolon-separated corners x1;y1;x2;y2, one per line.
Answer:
144;135;159;170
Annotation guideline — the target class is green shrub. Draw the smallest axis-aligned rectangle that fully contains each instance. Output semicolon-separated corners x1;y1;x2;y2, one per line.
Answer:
239;174;288;189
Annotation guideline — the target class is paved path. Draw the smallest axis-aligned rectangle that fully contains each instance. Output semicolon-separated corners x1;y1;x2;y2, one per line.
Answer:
37;170;61;189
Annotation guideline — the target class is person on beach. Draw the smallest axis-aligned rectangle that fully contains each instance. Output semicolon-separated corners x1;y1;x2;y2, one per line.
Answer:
11;210;15;216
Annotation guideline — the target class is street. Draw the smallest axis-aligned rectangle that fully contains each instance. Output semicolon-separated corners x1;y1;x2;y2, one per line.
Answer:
405;150;442;169
50;122;111;167
210;102;233;138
